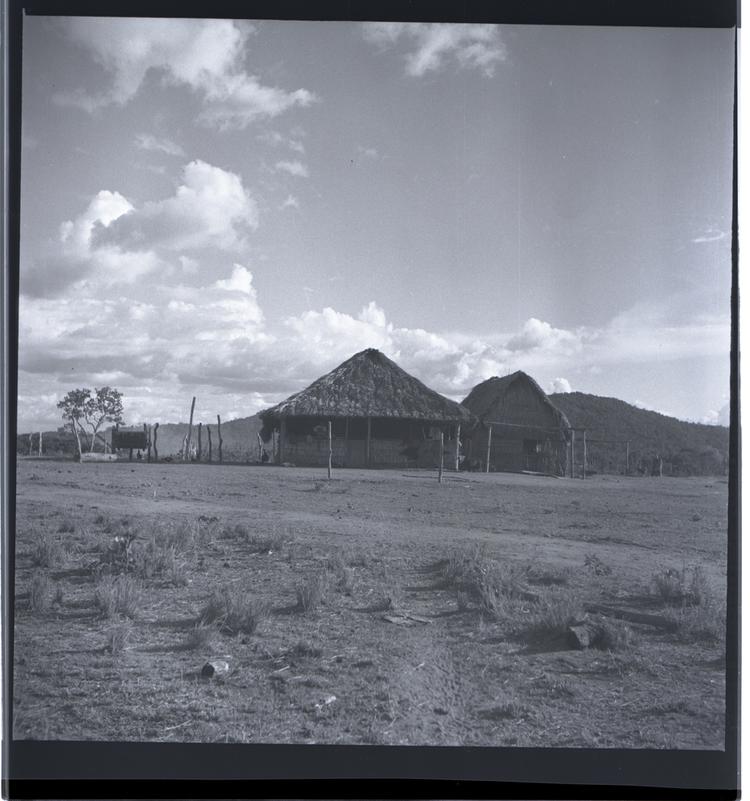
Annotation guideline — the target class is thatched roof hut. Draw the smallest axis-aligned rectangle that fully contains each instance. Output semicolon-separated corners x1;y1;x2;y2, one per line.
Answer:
462;371;571;475
259;348;474;468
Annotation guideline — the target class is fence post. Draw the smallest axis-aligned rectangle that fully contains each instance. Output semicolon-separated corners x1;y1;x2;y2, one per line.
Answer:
438;431;444;483
327;421;332;480
485;426;492;473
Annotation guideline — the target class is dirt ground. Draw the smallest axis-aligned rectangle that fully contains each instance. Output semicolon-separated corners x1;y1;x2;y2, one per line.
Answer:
12;458;728;748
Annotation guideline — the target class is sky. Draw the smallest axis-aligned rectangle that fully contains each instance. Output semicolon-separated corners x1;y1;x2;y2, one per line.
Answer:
18;18;734;431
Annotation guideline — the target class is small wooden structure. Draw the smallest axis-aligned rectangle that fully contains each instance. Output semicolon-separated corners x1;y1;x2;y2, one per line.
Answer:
258;349;475;469
462;371;571;476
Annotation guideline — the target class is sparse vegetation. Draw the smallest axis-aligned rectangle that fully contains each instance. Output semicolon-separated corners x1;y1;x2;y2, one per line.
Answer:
326;552;353;594
94;575;142;619
30;532;65;568
57;520;75;534
440;545;526;617
183;624;215;651
13;459;728;749
590;619;633;652
198;586;269;635
652;565;711;607
516;595;584;646
584;553;612;576
106;622;132;655
295;571;326;612
29;571;52;613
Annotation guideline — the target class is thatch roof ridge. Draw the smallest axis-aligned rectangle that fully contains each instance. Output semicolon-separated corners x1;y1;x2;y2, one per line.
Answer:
260;348;475;423
462;370;571;430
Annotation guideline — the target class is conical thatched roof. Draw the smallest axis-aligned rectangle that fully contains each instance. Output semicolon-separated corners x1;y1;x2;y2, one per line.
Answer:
462;371;571;431
260;349;475;423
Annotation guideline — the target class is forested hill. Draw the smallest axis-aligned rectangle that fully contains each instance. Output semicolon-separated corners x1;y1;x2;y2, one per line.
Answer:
549;392;729;476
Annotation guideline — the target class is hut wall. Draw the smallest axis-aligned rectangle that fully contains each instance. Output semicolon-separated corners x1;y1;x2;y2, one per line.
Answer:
278;433;459;469
465;376;569;476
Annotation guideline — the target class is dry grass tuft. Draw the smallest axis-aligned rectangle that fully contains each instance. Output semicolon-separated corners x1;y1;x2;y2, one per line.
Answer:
57;520;75;534
292;640;323;658
183;623;215;650
106;622;133;655
198;586;269;635
583;553;612;576
590;620;633;652
326;552;353;595
440;545;524;617
29;571;52;613
525;564;570;587
652;565;711;607
94;575;142;619
30;532;65;568
514;594;584;646
295;571;327;612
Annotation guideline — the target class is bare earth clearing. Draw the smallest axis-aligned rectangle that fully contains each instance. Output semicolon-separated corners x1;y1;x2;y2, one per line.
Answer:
13;459;727;748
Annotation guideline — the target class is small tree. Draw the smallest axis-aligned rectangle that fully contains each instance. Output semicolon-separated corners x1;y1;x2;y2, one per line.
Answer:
57;387;124;458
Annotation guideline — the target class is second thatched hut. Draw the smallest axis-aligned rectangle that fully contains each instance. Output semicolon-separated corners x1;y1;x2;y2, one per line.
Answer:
462;371;571;475
259;348;475;469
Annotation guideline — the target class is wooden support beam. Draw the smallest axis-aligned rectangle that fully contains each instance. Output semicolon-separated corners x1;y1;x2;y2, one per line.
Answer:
207;425;212;462
197;422;202;462
327;420;332;480
38;431;42;457
217;415;223;463
454;424;461;471
184;396;196;461
438;430;444;483
485;425;492;473
144;423;149;462
625;440;630;475
257;432;263;462
570;429;576;478
153;423;159;462
582;429;587;480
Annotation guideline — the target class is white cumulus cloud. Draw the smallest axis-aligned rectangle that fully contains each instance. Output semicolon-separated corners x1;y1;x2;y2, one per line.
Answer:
93;160;258;252
275;160;309;178
363;22;505;77
135;133;185;157
548;377;572;393
55;18;316;129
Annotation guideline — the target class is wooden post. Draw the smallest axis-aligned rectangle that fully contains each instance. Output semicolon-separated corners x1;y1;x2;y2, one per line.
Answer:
366;416;371;467
278;418;285;464
625;441;630;475
582;429;587;480
438;430;444;483
217;415;223;463
257;432;263;462
38;431;42;457
327;421;332;480
454;424;461;472
129;448;133;462
197;422;202;462
570;430;576;478
207;425;212;462
184;396;196;461
28;432;32;456
659;456;663;478
146;424;152;462
153;423;159;462
485;425;492;473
